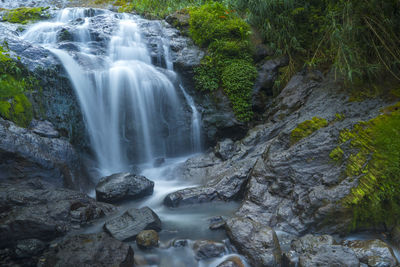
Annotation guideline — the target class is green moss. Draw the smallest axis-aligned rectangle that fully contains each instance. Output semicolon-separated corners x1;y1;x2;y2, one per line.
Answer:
330;146;344;162
334;113;345;121
0;100;11;120
0;44;35;127
2;7;50;24
291;117;328;144
331;103;400;229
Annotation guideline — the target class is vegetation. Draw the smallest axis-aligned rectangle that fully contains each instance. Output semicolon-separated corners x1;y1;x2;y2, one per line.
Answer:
93;0;208;18
229;0;400;89
1;7;50;24
0;44;35;127
189;2;256;121
291;117;328;144
333;102;400;229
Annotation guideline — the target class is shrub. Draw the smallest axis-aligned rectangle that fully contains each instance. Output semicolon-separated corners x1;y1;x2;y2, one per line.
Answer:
189;2;256;121
221;59;257;121
229;0;400;88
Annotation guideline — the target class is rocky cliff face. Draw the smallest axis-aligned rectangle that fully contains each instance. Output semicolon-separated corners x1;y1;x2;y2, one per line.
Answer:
165;70;399;265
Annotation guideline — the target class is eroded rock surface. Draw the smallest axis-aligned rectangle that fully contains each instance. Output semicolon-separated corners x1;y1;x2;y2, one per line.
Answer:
104;207;161;241
0;178;115;258
38;232;134;267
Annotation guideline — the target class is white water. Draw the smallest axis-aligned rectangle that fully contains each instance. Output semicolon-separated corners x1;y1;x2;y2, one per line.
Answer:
23;8;202;176
20;7;248;266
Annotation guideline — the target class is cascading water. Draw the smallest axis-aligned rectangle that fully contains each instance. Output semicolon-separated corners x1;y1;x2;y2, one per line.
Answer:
21;7;247;266
23;9;201;175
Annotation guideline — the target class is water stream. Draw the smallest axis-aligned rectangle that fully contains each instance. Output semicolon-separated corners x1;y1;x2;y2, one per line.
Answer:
22;7;246;266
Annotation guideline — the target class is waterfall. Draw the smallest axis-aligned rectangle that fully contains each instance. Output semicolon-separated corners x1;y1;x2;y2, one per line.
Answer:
22;8;202;176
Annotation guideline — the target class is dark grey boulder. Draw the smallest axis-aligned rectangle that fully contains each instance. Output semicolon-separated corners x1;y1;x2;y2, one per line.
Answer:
192;240;226;260
0;178;115;251
38;232;134;267
225;217;282;267
342;239;399;267
103;207;161;241
96;172;154;203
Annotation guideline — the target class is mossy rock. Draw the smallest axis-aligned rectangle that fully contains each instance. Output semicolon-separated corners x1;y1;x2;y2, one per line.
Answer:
291;117;328;144
1;7;50;24
331;102;400;230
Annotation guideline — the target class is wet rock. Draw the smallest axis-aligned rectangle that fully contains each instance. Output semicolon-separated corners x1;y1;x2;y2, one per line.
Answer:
290;234;359;267
217;256;245;267
172;239;188;248
0;118;87;189
253;56;289;112
0;178;115;250
14;239;46;259
38;232;134;267
225;217;282;267
299;244;359;267
164;152;257;207
57;28;73;42
214;139;235;161
30;119;59;138
136;230;159;249
192;240;226;260
95;172;154;203
209;216;226;230
342;239;399;267
104;207;161;241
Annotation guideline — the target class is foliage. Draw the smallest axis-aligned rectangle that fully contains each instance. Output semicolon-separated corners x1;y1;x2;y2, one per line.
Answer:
99;0;208;18
1;7;50;24
333;103;400;229
291;117;328;144
229;0;400;88
221;59;257;121
0;44;35;127
189;2;256;121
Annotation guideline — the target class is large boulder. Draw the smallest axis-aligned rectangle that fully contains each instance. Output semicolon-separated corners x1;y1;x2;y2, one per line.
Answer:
225;217;282;267
0;178;115;255
95;172;154;203
38;232;134;267
0;118;88;189
104;207;161;241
